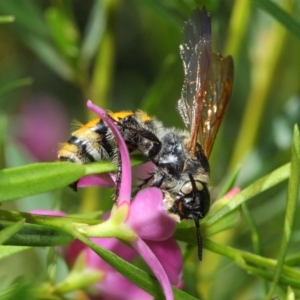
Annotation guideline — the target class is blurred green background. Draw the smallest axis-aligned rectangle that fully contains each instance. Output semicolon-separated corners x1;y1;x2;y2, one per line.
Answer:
0;0;300;299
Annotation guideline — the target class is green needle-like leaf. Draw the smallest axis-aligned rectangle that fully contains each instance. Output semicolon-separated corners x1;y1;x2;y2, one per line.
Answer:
0;210;100;228
0;15;15;23
0;219;25;244
0;77;33;98
203;239;300;288
80;0;105;65
45;3;80;64
254;0;300;40
0;0;49;37
0;245;31;261
140;55;177;114
285;253;300;266
84;154;147;175
217;164;241;198
0;222;74;246
242;203;268;293
287;286;295;300
0;162;85;202
266;125;300;299
0;154;147;202
206;163;290;226
204;208;240;237
24;35;76;82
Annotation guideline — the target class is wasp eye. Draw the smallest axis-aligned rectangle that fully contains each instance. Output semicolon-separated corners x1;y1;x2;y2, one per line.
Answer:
195;181;204;191
181;180;204;195
181;182;193;195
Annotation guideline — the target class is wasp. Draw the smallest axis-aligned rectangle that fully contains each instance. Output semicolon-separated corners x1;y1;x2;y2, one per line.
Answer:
58;7;234;260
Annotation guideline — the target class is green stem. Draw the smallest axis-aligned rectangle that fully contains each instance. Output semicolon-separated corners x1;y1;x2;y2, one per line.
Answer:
203;239;300;285
0;114;6;169
0;15;15;23
241;203;269;293
265;126;300;299
0;210;100;229
205;163;290;226
238;263;300;289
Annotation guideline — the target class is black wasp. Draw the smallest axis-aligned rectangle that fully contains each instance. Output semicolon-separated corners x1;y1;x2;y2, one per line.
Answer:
58;7;234;260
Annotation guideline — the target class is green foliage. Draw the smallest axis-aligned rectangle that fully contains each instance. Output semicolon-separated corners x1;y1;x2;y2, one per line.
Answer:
0;163;85;202
0;78;33;100
0;221;74;246
0;1;299;299
254;0;300;40
0;279;36;300
0;219;25;244
0;16;15;24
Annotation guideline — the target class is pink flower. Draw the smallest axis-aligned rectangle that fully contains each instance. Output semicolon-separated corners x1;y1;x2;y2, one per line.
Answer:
32;209;152;300
33;100;183;300
75;101;183;300
68;238;153;300
16;96;70;161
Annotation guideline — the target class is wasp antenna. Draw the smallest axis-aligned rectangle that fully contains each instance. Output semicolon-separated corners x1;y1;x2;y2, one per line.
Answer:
193;216;202;261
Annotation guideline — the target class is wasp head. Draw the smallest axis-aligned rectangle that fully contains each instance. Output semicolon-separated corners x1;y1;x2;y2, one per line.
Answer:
169;173;210;260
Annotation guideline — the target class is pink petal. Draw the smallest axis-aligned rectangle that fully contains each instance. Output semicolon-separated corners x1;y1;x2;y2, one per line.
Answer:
65;239;86;266
77;174;115;188
87;100;131;203
132;237;174;300
127;188;177;241
66;240;151;300
85;238;137;272
132;162;156;183
65;238;137;272
17;96;70;161
224;187;241;199
145;239;182;286
96;271;153;300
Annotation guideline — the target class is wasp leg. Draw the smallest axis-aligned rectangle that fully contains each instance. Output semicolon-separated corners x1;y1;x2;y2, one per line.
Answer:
114;116;162;159
134;173;155;195
112;146;122;202
108;115;163;200
151;174;165;188
133;127;161;159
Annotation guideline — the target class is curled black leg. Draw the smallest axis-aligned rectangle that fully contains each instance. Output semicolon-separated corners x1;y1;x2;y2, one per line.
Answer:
112;116;162;159
152;174;165;188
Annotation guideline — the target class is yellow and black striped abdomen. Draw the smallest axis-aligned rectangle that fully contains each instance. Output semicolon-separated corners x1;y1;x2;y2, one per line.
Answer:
58;110;156;164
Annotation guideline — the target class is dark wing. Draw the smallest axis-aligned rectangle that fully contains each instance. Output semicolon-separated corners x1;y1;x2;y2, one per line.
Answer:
178;7;212;155
177;7;234;158
200;53;233;158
